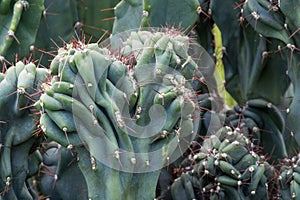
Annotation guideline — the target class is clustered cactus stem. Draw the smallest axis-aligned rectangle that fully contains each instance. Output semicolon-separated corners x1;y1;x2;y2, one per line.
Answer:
0;61;49;199
0;0;300;199
35;28;209;199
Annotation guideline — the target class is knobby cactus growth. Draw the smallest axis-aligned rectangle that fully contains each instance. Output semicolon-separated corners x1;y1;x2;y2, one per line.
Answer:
0;0;300;199
170;126;277;199
34;29;214;199
0;61;49;199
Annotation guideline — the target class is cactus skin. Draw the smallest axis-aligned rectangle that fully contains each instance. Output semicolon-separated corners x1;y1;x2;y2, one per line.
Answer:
37;29;202;199
0;61;49;199
112;0;200;34
0;0;44;68
35;0;121;67
141;0;200;30
169;127;277;199
77;0;120;43
195;0;215;56
278;155;300;200
209;0;290;106
242;0;290;44
237;0;300;156
224;99;287;161
34;0;79;66
39;145;88;200
112;0;143;34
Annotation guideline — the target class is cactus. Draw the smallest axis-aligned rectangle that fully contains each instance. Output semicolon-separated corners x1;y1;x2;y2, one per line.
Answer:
35;29;208;199
112;0;200;34
34;0;79;65
112;0;143;34
0;0;44;69
38;144;88;199
77;0;120;43
0;0;299;199
35;0;120;66
209;0;290;105
238;0;300;156
225;98;287;161
278;154;300;200
0;61;49;198
169;126;277;199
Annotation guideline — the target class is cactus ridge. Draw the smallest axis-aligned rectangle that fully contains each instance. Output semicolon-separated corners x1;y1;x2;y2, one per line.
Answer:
36;29;206;199
0;61;49;199
170;126;277;199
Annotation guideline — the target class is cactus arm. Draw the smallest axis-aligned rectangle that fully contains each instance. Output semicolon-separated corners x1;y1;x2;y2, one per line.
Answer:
0;0;23;58
0;0;44;66
7;0;44;57
112;0;143;34
10;139;35;199
141;0;200;31
76;0;120;42
242;0;291;44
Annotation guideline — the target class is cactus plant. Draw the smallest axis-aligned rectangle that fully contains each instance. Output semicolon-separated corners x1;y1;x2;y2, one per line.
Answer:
0;61;49;199
170;126;277;199
278;154;300;199
225;98;287;161
231;0;300;156
112;0;200;34
0;0;44;69
35;0;120;67
35;28;214;199
0;0;300;199
38;144;88;199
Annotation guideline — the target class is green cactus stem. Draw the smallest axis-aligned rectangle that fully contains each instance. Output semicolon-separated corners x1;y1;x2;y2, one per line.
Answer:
0;0;44;68
0;61;49;199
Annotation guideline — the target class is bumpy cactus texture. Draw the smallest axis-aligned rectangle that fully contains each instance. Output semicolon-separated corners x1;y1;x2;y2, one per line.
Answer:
0;61;49;199
170;127;277;199
278;155;300;199
1;0;300;199
35;29;211;199
225;98;287;161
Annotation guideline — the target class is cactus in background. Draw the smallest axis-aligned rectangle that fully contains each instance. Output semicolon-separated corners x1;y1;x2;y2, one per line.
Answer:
77;0;120;42
195;0;215;56
225;98;287;161
34;0;79;65
199;0;292;160
236;0;300;155
112;0;143;34
140;0;199;29
0;0;44;69
0;61;49;199
169;126;277;199
209;0;290;105
35;0;120;66
35;28;209;199
0;0;300;199
278;154;300;199
112;0;200;34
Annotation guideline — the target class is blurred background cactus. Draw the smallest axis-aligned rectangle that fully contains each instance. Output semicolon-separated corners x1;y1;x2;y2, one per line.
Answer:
0;0;300;199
